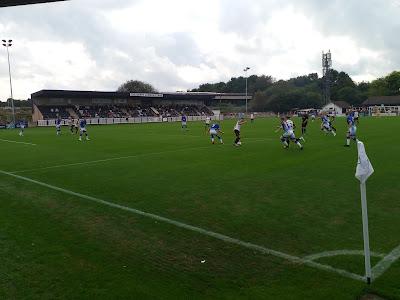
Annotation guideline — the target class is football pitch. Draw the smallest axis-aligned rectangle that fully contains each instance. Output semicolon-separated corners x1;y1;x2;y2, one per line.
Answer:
0;117;399;299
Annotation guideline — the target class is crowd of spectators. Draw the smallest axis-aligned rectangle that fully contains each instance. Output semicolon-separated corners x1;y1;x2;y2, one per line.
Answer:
37;106;70;119
75;105;129;118
38;104;213;120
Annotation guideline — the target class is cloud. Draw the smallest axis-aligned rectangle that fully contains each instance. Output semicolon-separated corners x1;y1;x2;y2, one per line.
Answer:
0;0;399;100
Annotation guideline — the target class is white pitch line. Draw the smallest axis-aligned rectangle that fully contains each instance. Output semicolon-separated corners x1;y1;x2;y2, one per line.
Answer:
0;169;364;282
304;250;386;262
10;139;272;174
0;138;37;146
371;244;400;280
10;145;211;174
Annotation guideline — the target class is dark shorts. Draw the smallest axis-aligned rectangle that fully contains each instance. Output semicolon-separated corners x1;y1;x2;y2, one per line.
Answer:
234;129;240;137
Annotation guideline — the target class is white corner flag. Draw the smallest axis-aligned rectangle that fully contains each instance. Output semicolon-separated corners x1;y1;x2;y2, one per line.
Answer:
356;141;374;184
355;140;374;284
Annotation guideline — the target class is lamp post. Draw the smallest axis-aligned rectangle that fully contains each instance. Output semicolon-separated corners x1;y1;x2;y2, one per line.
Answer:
243;67;250;114
2;39;15;126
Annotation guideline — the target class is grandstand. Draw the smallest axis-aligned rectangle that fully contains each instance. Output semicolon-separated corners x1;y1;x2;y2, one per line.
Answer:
31;90;252;125
363;95;400;116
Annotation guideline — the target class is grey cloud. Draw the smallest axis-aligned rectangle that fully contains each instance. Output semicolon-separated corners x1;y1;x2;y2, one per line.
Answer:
293;0;400;75
149;32;204;66
220;0;400;80
0;0;193;96
218;0;282;38
1;0;400;100
292;0;400;48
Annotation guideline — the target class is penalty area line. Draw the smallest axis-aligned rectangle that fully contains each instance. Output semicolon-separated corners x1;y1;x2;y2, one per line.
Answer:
0;169;364;282
371;244;400;280
303;250;386;262
0;138;37;146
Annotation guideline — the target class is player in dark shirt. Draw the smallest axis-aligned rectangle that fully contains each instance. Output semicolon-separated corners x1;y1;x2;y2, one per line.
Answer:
301;114;309;136
181;115;188;130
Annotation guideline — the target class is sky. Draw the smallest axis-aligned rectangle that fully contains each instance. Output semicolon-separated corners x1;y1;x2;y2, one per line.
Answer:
0;0;399;101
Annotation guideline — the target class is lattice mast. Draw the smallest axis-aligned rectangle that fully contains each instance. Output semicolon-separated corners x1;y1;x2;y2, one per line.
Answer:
322;50;332;105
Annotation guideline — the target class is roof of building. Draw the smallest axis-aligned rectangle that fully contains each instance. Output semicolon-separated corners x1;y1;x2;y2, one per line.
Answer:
333;101;350;108
31;90;251;101
363;96;400;106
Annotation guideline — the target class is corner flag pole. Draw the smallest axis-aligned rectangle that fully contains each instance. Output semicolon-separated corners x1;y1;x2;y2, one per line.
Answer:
355;140;374;284
360;181;372;284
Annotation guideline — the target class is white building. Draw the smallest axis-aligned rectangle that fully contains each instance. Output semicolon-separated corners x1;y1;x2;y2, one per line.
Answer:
321;101;350;116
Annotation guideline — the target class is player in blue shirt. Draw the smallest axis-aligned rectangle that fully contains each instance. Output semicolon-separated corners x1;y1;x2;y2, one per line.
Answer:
181;115;188;130
209;123;223;144
321;114;336;136
79;118;90;141
346;113;354;125
345;113;357;147
56;117;62;136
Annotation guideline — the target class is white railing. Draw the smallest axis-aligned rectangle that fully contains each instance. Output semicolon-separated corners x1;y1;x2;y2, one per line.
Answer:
37;115;223;127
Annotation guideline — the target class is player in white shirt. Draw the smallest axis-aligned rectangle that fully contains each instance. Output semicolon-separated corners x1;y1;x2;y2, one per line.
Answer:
277;116;303;150
285;116;294;130
233;118;246;146
73;118;79;134
68;117;74;134
286;116;305;142
19;121;25;136
353;110;359;124
250;113;254;123
205;116;211;132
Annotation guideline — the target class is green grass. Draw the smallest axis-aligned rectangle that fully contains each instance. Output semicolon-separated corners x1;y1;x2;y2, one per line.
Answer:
0;117;399;299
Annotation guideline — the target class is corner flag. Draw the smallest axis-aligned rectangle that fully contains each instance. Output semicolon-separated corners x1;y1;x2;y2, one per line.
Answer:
355;140;374;284
355;141;374;184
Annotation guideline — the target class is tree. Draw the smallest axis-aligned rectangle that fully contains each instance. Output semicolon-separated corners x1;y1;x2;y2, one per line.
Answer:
249;75;274;93
368;71;400;96
337;87;362;105
330;70;356;101
191;75;274;94
386;71;400;94
191;82;226;93
190;69;399;112
1;98;32;107
117;80;158;93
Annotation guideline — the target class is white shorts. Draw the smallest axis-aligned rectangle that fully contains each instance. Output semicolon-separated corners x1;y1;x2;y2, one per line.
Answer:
283;130;295;139
348;126;357;136
182;122;187;126
210;129;217;135
80;127;87;132
56;124;61;130
323;123;331;130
